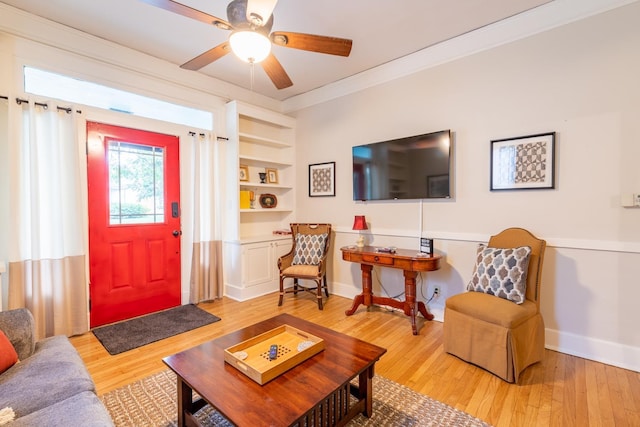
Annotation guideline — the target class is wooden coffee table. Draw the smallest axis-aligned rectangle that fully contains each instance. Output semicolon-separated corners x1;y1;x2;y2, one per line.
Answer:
163;313;387;426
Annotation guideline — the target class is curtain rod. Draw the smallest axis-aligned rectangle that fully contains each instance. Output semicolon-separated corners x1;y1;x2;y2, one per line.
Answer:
188;131;228;141
14;97;81;114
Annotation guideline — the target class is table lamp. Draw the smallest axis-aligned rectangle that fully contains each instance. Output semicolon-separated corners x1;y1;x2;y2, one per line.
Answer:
352;215;368;247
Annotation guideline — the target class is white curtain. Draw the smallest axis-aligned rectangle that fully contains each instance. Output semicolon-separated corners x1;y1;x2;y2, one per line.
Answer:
185;132;223;303
6;100;88;338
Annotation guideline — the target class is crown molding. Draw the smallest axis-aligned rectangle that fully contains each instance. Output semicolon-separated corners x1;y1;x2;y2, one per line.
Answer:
282;0;639;113
0;2;282;112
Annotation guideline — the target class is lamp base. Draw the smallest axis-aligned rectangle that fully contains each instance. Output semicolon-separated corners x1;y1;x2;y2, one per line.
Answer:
356;235;365;248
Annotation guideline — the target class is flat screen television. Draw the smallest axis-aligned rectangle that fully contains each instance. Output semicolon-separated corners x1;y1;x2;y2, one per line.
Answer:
352;130;452;201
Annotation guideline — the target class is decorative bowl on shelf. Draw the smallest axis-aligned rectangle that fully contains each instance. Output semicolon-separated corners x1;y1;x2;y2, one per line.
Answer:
259;193;277;208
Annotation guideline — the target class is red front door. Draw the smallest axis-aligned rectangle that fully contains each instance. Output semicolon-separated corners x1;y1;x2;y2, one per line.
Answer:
87;122;181;327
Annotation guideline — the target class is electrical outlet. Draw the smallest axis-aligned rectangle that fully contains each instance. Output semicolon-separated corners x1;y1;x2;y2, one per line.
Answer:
433;286;440;296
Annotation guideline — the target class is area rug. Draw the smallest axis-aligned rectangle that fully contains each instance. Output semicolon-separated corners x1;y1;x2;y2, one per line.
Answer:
101;369;491;427
92;304;221;355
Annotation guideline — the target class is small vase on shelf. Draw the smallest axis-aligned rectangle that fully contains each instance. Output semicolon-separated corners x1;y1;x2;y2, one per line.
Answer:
259;172;267;184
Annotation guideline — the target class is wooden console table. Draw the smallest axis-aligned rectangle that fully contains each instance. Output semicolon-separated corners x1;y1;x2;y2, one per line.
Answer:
341;246;442;335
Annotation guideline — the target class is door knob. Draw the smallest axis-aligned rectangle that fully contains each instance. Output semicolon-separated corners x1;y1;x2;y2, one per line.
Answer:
172;230;182;237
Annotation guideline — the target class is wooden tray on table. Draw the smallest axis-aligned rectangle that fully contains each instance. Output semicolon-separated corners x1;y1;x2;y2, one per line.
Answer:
224;324;325;385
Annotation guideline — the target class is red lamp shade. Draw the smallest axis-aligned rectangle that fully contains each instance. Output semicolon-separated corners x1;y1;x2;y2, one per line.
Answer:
352;215;368;231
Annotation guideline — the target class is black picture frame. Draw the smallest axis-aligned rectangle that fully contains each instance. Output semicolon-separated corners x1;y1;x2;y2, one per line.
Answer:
309;161;336;197
490;132;556;191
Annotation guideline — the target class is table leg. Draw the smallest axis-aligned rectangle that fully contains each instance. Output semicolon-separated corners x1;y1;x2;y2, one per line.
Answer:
403;271;435;335
177;377;192;427
358;365;375;417
345;264;373;316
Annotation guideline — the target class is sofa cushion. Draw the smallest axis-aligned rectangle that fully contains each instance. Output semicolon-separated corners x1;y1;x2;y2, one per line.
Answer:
292;233;328;266
466;244;531;304
0;309;35;360
0;335;95;418
0;331;18;374
10;391;113;427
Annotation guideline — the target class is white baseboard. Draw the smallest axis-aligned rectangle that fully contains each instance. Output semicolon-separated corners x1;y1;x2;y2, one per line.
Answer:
545;328;640;373
224;282;279;302
332;281;639;373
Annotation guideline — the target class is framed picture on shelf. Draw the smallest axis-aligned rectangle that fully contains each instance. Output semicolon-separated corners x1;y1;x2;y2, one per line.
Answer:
309;161;335;197
239;165;249;181
490;132;556;191
266;168;278;184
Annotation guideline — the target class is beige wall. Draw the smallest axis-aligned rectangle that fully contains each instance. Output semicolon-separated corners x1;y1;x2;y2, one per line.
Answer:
293;3;640;371
0;0;638;371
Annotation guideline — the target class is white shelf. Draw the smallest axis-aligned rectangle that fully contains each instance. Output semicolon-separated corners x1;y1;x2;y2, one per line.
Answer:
239;132;291;148
240;208;293;213
240;182;293;190
239;155;292;168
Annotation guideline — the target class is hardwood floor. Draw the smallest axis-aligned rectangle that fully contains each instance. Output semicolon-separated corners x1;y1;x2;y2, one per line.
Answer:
71;293;640;427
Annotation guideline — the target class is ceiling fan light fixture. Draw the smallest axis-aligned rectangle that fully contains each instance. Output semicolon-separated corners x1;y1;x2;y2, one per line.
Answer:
229;30;272;63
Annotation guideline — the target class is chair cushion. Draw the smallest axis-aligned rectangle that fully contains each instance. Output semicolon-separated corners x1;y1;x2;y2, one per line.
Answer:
292;233;328;266
282;265;320;277
0;330;19;374
446;291;538;328
466;244;531;304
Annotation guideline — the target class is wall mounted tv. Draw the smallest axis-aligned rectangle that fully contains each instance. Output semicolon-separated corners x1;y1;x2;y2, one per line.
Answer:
352;129;452;201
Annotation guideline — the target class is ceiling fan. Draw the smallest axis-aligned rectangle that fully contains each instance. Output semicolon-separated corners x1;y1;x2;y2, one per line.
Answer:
140;0;353;89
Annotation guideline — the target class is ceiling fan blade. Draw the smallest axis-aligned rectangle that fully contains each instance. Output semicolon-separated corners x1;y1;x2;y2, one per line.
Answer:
180;42;231;70
270;32;352;57
261;54;293;89
139;0;232;30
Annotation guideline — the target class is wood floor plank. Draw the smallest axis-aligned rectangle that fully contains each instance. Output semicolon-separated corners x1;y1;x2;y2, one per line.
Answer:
70;293;640;426
574;357;589;427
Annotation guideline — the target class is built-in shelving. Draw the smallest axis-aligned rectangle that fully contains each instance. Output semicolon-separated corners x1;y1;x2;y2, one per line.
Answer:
223;100;296;301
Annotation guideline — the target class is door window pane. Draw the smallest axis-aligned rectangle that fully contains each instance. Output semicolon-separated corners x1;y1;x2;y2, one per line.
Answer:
108;141;165;225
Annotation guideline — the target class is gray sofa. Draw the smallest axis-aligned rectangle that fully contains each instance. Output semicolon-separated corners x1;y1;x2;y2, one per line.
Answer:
0;308;113;426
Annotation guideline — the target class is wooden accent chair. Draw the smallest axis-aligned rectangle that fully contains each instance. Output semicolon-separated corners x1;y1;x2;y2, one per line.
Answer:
443;227;547;383
278;223;332;310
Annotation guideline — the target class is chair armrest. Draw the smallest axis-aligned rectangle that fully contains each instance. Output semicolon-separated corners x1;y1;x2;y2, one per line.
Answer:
0;308;36;360
278;251;294;271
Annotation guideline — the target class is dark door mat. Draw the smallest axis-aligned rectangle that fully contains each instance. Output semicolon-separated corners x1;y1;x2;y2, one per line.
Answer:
92;304;221;355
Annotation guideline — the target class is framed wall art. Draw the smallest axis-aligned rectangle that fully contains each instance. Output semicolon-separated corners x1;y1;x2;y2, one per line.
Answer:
265;168;278;184
309;161;335;197
490;132;556;191
239;165;249;182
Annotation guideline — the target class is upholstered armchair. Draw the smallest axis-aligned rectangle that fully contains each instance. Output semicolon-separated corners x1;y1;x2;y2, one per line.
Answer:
443;227;547;383
278;223;332;310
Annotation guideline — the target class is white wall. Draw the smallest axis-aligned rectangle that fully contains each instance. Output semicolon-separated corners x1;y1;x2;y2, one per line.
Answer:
292;3;640;372
0;0;638;371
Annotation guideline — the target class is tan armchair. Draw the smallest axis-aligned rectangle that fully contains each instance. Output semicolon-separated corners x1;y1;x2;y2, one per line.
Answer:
443;227;547;383
278;223;331;310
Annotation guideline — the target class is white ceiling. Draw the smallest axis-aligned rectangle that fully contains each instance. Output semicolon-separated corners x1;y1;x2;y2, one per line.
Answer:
1;0;554;101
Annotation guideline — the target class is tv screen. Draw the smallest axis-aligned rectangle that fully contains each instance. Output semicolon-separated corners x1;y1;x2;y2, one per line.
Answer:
352;130;452;201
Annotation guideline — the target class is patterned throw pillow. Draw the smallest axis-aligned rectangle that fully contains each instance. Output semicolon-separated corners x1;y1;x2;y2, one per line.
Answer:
467;244;532;304
292;233;328;266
